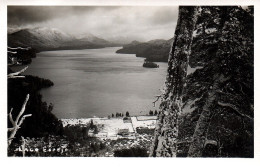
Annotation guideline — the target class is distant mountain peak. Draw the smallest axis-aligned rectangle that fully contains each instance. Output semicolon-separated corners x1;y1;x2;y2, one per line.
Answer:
27;27;75;40
130;40;141;45
75;32;96;40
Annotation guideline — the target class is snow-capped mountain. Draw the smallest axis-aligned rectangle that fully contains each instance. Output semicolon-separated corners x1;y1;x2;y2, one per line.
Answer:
28;27;75;42
8;27;116;51
8;27;23;34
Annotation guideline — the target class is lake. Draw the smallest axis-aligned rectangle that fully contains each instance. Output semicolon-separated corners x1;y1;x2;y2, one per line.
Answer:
23;47;167;118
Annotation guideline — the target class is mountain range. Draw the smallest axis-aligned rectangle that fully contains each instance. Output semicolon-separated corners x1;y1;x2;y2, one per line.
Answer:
8;27;117;52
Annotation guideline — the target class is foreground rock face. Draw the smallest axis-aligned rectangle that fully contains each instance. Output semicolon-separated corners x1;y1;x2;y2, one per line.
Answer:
151;6;253;157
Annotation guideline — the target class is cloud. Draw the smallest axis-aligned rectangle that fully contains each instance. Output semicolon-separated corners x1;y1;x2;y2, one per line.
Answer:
8;6;112;25
151;7;179;24
8;6;178;42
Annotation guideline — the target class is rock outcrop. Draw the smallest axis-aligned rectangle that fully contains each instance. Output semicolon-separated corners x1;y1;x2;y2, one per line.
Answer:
151;6;253;157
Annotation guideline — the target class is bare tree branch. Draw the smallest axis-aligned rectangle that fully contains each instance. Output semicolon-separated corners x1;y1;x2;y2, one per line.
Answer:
7;51;17;54
18;114;32;127
204;139;218;146
8;128;15;132
217;101;253;121
8;46;30;50
21;136;26;157
8;108;15;126
8;66;28;79
152;95;161;107
8;76;26;79
15;94;29;123
8;94;31;146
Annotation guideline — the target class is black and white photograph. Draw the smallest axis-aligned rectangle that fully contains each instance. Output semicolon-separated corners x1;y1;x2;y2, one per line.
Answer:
1;0;259;164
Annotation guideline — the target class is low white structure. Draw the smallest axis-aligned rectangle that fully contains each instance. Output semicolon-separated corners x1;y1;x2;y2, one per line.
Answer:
131;116;157;130
60;116;157;140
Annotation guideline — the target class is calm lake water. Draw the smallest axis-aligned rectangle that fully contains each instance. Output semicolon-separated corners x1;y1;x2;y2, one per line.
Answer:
23;47;167;118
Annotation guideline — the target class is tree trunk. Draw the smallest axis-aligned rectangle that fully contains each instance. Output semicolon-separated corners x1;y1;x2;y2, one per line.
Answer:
150;6;199;157
187;74;228;157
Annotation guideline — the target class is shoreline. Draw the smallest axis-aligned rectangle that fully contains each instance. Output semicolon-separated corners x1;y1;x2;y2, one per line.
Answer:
61;115;158;140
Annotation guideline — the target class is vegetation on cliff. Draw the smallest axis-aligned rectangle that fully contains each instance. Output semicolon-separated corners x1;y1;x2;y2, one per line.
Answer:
151;6;253;157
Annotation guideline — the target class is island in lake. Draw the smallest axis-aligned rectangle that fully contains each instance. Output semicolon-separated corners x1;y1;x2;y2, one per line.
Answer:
143;59;159;68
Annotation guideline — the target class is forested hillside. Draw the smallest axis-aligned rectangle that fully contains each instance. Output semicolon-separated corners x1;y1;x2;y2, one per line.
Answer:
151;6;254;157
8;74;64;139
116;39;173;62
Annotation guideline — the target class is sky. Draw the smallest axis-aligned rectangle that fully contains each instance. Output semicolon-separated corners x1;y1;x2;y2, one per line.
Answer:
8;6;178;42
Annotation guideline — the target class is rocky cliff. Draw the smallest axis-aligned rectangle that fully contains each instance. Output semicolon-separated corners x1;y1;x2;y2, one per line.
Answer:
151;6;253;157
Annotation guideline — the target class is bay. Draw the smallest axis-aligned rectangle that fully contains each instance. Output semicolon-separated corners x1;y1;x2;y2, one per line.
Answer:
23;47;167;118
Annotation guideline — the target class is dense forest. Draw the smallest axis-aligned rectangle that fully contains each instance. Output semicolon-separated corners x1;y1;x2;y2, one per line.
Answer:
8;73;63;139
8;47;37;65
150;6;254;157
